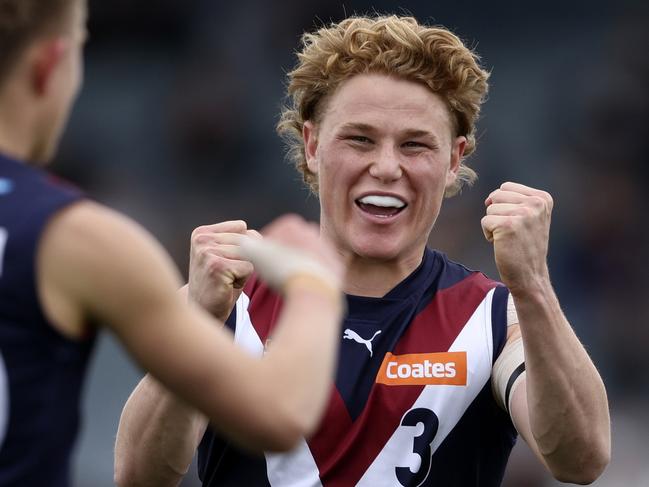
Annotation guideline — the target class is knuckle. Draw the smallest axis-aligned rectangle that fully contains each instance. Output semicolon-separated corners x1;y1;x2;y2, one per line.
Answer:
518;206;533;218
529;195;544;207
207;258;226;276
500;217;515;230
230;220;247;232
544;192;554;209
192;233;211;246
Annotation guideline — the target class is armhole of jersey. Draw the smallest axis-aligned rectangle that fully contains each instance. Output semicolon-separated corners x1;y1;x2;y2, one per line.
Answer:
489;285;528;423
506;292;519;327
503;293;525;416
224;302;238;333
490;286;509;363
28;197;86;340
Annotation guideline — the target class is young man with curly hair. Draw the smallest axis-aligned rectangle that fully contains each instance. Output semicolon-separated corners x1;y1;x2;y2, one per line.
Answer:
116;15;610;487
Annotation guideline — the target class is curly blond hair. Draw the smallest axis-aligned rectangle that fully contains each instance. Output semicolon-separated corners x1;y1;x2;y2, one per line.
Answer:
277;15;490;197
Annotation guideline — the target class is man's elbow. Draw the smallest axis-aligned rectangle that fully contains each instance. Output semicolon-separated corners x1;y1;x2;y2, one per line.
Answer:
114;460;183;487
550;441;610;485
113;454;166;487
113;459;137;487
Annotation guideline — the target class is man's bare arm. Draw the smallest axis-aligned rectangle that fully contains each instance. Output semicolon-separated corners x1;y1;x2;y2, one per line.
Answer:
483;182;610;483
114;220;256;487
38;206;343;485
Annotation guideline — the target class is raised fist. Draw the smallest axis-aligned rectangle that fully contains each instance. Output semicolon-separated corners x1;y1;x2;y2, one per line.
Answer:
188;220;260;321
481;182;553;295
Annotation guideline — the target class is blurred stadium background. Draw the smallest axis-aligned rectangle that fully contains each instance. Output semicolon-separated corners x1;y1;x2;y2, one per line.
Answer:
56;0;648;485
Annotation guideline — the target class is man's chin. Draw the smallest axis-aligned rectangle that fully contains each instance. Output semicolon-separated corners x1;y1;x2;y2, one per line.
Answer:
351;244;404;263
347;237;427;266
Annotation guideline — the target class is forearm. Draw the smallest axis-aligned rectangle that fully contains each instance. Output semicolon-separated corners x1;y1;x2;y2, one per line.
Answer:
114;375;207;487
513;280;610;481
261;279;344;441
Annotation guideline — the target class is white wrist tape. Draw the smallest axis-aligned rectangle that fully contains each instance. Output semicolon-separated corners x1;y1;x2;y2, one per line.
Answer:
235;235;339;293
492;336;526;413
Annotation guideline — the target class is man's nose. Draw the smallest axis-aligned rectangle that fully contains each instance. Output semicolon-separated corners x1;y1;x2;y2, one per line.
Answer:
368;145;402;182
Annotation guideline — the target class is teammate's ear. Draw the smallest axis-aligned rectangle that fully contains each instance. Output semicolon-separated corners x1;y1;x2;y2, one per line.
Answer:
31;38;67;96
303;121;319;174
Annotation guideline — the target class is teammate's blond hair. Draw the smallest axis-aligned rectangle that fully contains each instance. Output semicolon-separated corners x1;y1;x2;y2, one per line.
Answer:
0;0;77;86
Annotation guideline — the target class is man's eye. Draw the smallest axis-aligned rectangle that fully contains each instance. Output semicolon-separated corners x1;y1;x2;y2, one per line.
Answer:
349;135;371;143
403;141;427;148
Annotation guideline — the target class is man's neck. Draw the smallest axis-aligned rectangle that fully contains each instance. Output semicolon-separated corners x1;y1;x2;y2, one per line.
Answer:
342;251;425;298
0;88;37;162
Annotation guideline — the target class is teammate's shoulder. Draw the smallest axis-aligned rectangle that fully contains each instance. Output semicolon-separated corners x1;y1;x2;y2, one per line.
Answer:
41;199;165;268
46;199;138;236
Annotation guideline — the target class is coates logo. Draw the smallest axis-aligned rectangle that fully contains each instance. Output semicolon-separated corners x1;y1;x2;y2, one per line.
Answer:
376;351;467;386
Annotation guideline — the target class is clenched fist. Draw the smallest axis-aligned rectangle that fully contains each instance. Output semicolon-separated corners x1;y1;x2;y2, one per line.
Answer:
241;214;344;294
188;220;260;321
481;182;553;296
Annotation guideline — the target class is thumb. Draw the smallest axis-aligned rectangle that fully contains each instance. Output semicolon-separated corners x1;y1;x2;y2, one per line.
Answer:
480;216;494;243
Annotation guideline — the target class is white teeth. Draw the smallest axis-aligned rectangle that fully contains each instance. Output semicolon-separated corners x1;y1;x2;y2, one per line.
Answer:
358;195;405;208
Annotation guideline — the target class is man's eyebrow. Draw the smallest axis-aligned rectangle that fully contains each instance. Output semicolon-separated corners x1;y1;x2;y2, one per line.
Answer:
337;123;441;143
338;122;377;133
401;129;440;143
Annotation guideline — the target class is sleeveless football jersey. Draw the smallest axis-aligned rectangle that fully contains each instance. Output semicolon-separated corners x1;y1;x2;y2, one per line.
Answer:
198;248;516;486
0;153;96;486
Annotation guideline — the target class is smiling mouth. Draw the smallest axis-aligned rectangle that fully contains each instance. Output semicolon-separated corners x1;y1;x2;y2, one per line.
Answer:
355;195;407;218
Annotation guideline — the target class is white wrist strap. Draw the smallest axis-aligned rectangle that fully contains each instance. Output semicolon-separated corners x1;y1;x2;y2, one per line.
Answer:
235;235;339;292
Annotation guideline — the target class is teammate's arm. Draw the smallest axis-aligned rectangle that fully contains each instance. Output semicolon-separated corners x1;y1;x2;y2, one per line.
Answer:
483;182;610;483
114;220;258;487
38;203;344;473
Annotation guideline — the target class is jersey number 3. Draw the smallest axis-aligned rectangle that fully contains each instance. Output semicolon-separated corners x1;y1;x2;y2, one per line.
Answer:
395;408;439;486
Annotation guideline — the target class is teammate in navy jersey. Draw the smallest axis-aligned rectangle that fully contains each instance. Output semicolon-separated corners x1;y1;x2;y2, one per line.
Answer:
116;15;611;487
0;1;347;485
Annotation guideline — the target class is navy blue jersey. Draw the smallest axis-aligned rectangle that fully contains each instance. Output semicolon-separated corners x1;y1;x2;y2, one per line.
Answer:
198;248;516;487
0;153;96;486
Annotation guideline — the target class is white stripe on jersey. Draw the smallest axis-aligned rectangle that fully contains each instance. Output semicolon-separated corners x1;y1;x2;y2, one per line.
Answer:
232;289;496;487
356;288;495;486
232;292;324;487
233;292;264;356
266;444;323;487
